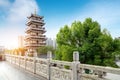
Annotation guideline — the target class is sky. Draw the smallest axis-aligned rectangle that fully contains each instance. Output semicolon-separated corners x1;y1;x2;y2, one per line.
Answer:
0;0;120;49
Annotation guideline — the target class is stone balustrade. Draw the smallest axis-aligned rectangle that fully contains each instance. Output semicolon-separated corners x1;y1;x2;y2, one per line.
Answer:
5;51;120;80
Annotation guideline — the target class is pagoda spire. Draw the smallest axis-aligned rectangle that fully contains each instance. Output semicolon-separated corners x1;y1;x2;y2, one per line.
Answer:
34;8;36;15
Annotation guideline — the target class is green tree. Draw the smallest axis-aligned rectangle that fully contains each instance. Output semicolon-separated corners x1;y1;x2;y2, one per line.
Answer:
55;18;119;67
94;29;115;66
112;38;120;61
37;46;55;55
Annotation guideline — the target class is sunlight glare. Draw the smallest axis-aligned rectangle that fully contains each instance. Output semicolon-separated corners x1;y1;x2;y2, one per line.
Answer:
2;37;18;49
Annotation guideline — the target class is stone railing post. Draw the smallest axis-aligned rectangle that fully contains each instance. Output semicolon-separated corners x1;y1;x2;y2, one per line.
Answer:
10;54;12;64
18;55;20;67
15;55;16;64
33;51;37;74
47;51;52;80
25;53;27;70
71;51;80;80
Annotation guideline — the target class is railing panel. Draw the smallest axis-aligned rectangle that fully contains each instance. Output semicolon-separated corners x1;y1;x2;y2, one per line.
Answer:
78;64;120;75
26;61;34;72
51;67;71;80
20;58;25;68
80;74;109;80
78;64;120;80
36;63;47;77
16;57;19;66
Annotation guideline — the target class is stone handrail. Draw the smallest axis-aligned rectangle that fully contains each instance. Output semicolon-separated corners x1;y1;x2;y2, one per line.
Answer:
5;51;120;80
51;60;72;66
79;64;120;75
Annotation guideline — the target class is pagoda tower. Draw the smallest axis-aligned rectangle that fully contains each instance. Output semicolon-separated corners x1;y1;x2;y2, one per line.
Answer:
25;13;46;56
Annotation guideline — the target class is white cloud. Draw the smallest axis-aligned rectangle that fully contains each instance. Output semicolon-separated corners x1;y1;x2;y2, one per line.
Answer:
6;0;38;24
0;0;39;49
0;0;10;7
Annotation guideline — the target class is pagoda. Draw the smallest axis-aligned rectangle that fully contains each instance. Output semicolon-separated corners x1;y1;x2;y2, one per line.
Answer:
25;12;46;56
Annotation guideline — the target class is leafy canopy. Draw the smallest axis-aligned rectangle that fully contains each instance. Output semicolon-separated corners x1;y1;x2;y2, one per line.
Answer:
55;18;120;67
37;46;55;54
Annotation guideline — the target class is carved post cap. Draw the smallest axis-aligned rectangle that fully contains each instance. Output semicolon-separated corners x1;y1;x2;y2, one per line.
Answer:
73;51;79;61
47;51;52;59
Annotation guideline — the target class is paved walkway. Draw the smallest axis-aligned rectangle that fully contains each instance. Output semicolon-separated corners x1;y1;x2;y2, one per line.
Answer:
0;62;47;80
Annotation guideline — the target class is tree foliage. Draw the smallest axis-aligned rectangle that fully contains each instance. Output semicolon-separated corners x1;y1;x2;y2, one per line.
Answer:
37;46;55;54
55;18;120;67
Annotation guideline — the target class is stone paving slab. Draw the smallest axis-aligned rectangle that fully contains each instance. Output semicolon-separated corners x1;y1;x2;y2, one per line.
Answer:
0;61;47;80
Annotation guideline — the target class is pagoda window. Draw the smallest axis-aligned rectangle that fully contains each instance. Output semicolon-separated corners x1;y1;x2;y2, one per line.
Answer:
37;40;39;44
36;33;38;36
32;17;35;20
36;25;38;28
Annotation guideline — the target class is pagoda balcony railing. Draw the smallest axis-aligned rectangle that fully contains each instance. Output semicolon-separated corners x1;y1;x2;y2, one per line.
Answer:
25;35;46;39
25;43;46;46
25;29;46;34
27;18;44;23
26;27;45;31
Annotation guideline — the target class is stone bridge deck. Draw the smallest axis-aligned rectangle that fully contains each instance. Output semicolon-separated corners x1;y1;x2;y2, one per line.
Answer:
0;61;47;80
